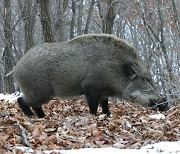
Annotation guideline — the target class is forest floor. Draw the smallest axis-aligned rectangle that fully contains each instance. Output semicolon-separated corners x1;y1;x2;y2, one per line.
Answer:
0;93;179;154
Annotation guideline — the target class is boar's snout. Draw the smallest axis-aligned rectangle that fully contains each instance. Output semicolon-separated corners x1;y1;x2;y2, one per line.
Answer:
126;89;169;111
148;97;169;111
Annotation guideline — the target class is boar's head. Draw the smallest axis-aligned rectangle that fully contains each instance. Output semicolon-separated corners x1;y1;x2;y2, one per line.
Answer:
122;62;168;111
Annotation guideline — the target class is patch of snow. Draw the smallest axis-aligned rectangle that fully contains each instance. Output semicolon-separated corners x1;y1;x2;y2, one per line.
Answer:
149;113;165;120
0;92;22;103
15;141;180;154
142;141;180;153
15;146;34;153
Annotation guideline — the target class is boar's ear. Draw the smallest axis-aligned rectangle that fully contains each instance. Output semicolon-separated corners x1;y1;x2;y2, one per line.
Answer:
122;63;137;79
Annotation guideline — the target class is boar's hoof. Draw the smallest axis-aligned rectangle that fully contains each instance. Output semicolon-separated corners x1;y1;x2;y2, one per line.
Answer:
17;97;34;117
17;97;45;118
148;98;169;111
100;97;111;116
32;107;45;118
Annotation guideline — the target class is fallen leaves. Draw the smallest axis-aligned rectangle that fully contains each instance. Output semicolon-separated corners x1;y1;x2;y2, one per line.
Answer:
0;97;179;153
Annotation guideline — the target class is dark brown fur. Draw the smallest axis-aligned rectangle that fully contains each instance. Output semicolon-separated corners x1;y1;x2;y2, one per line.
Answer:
14;34;168;117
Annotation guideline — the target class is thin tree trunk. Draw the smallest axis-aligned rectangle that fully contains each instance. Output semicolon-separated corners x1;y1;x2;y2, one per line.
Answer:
77;0;83;36
18;0;37;52
54;0;68;41
38;0;54;42
140;1;174;80
171;0;180;38
157;0;174;81
0;69;3;92
97;1;105;33
84;0;95;34
140;0;176;101
104;0;115;34
2;0;15;93
70;0;76;39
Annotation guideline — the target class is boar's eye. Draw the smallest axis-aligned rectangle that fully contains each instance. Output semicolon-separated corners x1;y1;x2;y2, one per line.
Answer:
122;64;137;80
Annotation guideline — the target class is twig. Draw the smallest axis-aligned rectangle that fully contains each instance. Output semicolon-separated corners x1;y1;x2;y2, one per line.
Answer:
59;130;86;143
13;123;32;148
5;69;14;77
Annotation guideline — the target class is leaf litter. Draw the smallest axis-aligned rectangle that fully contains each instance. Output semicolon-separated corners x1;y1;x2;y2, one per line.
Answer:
0;95;179;153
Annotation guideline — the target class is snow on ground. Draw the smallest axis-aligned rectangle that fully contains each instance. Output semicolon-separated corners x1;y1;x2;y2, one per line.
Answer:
149;113;166;119
0;92;21;103
1;93;180;154
15;141;180;154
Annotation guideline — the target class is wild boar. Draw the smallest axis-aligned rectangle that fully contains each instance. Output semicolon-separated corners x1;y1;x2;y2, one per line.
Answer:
14;34;168;118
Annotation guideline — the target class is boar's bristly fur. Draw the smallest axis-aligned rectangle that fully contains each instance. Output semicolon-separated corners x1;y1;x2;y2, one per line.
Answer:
14;34;168;118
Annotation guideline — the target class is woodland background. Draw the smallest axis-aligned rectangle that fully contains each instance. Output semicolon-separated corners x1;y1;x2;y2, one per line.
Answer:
0;0;179;105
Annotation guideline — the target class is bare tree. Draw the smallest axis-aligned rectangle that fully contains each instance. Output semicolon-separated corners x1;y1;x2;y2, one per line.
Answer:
104;0;115;34
38;0;54;42
84;0;95;34
18;0;37;52
171;0;180;38
97;0;104;33
2;0;15;93
137;0;179;102
97;0;115;34
53;0;69;41
70;0;76;39
0;0;179;104
77;0;83;36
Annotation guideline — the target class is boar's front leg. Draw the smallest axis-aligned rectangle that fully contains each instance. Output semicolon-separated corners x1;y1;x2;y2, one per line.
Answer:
85;90;101;115
32;107;45;118
100;97;110;116
17;97;34;117
17;97;45;118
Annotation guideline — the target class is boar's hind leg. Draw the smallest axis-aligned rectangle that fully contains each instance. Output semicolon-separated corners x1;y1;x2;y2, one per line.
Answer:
100;97;110;116
85;91;101;115
32;107;45;118
17;97;34;117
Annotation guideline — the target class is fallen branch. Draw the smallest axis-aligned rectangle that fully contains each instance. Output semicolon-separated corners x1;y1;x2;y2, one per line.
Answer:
13;123;31;148
59;130;86;143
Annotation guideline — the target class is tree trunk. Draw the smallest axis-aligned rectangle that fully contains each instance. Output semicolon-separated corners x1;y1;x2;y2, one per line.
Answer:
77;0;83;36
104;0;115;34
2;0;15;93
84;0;95;34
38;0;54;42
18;0;37;52
97;1;105;33
157;0;174;81
70;0;76;39
54;0;69;41
171;0;180;38
140;0;177;101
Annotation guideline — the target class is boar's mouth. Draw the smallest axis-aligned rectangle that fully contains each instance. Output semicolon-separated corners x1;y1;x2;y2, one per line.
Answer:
148;98;169;111
128;90;169;111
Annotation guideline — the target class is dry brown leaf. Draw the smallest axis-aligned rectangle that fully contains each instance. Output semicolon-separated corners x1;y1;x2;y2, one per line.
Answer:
0;97;179;151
